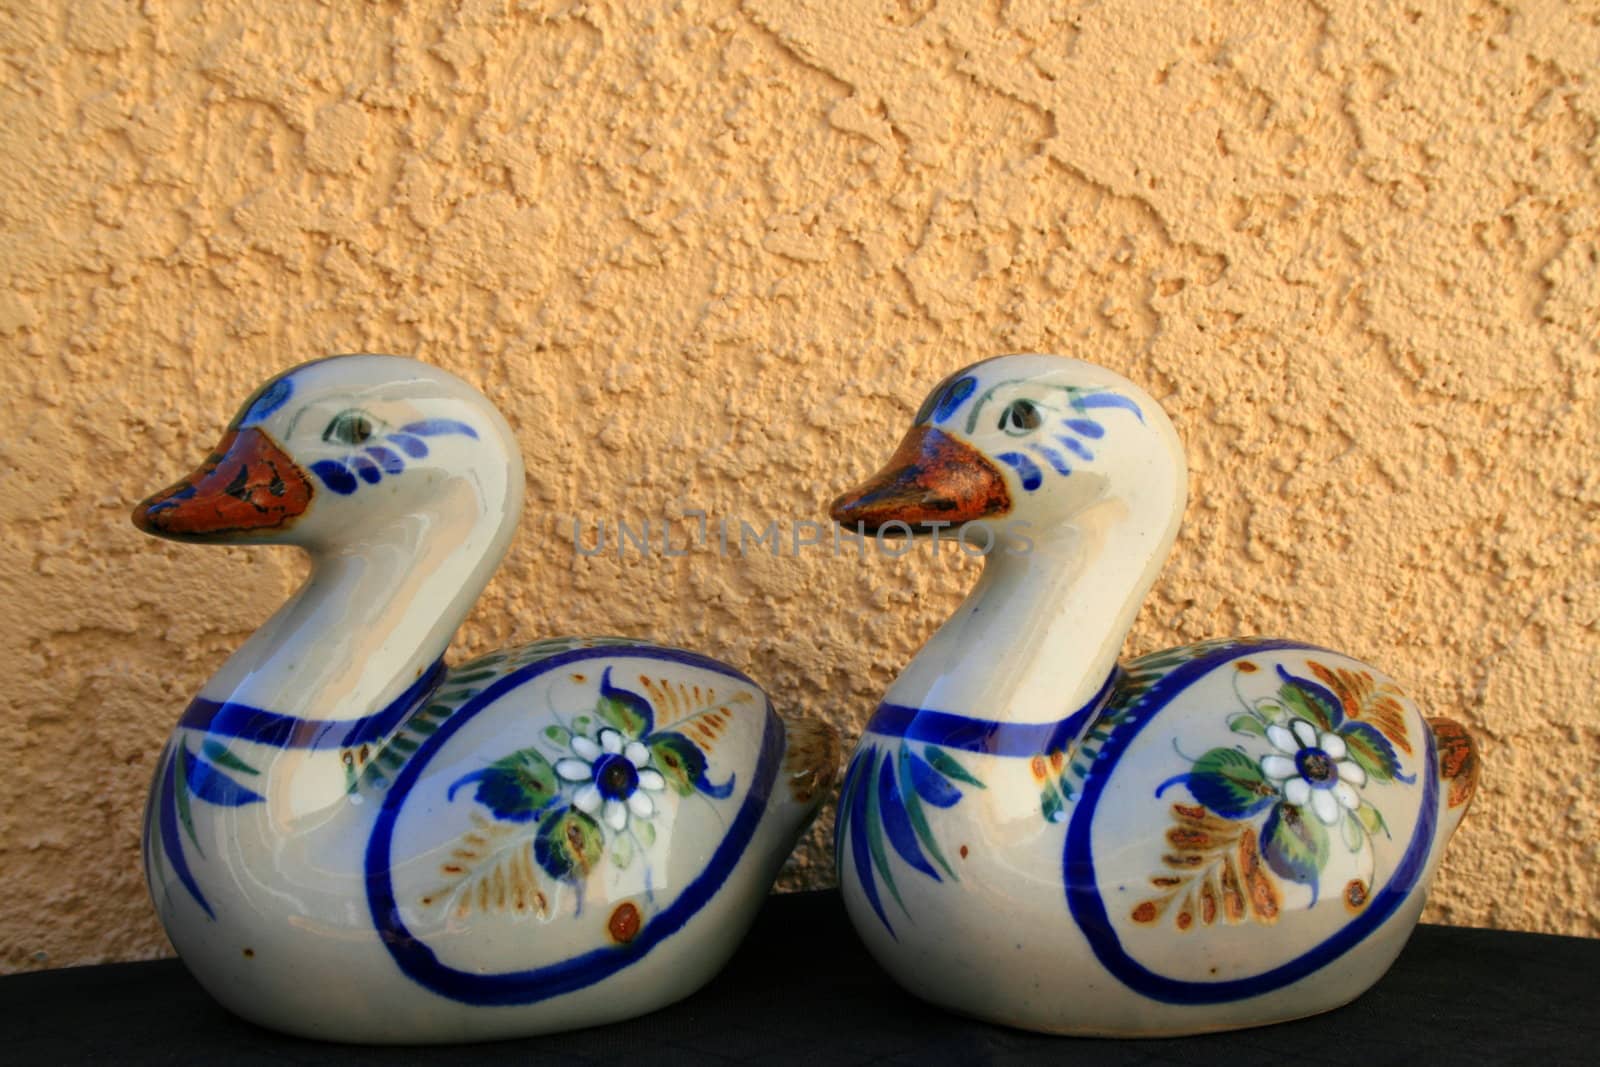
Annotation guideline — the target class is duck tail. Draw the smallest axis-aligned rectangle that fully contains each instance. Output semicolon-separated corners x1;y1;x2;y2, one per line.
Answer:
777;713;842;813
1427;717;1481;838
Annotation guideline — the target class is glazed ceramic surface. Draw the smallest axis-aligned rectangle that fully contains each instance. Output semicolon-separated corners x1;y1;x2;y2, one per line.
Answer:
829;355;1479;1036
133;355;837;1043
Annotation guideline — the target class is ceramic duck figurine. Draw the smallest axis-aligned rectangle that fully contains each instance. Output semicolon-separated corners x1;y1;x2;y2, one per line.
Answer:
828;354;1479;1036
132;355;838;1043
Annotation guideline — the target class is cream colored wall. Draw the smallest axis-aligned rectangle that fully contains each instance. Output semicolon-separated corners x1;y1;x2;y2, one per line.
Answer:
0;0;1595;972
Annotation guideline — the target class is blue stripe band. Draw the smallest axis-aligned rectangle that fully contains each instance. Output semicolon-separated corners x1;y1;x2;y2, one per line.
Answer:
364;644;780;1005
1063;639;1440;1003
863;670;1118;757
176;659;448;750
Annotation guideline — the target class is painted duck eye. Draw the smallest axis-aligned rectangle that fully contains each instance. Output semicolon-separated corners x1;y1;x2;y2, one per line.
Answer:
323;409;378;446
998;399;1042;435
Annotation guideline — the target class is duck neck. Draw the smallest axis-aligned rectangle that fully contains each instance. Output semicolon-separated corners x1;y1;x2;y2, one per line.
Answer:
885;492;1182;728
198;475;517;725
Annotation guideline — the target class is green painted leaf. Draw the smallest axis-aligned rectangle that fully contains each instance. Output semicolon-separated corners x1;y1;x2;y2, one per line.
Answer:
636;819;656;847
596;695;646;736
1341;722;1404;783
862;756;905;914
572;715;592;734
1262;802;1329;891
1340;810;1364;852
544;725;571;746
1279;680;1338;732
533;806;604;882
1041;783;1065;823
183;746;266;806
610;832;634;869
649;733;707;796
1357;800;1390;839
1227;712;1269;739
923;745;984;788
354;700;464;793
1182;747;1278;819
896;745;955;879
174;747;200;852
595;669;653;738
465;748;560;822
201;741;258;776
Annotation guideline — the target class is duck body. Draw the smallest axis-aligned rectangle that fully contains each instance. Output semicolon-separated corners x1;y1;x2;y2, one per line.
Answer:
135;356;835;1043
829;355;1478;1036
837;637;1476;1036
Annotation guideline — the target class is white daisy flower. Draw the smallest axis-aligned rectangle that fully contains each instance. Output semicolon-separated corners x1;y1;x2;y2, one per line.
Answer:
555;727;666;832
1259;717;1367;826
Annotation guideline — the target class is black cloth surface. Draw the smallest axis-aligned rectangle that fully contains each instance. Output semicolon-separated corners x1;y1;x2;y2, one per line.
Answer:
3;890;1593;1065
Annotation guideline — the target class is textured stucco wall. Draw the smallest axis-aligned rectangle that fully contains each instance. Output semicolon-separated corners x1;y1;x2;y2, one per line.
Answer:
1;0;1596;973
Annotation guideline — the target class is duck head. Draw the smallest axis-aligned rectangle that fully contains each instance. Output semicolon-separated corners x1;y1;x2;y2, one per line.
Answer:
830;354;1186;541
133;354;523;548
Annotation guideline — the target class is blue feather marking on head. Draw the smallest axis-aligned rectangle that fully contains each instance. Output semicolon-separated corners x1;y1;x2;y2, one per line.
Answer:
1029;443;1072;476
931;376;976;424
350;454;382;484
1056;435;1094;461
1074;393;1143;422
237;377;293;427
365;445;405;475
997;452;1042;491
1063;418;1104;438
387;433;429;459
300;421;474;499
311;459;359;495
402;419;479;439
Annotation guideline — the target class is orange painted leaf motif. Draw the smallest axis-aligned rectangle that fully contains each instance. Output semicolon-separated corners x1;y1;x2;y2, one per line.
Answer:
1131;804;1280;930
1307;661;1412;755
420;813;552;920
1238;827;1281;923
638;676;757;756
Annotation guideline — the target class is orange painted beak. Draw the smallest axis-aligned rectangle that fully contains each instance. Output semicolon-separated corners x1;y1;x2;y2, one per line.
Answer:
133;427;313;541
829;426;1010;534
